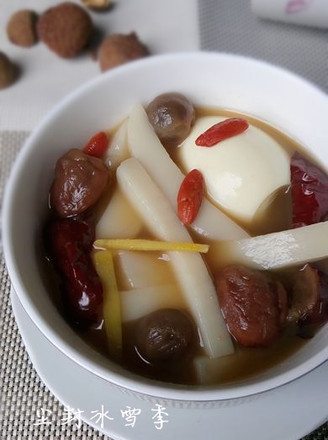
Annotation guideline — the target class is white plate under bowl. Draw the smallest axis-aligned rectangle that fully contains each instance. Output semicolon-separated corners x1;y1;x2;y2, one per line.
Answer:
11;287;328;440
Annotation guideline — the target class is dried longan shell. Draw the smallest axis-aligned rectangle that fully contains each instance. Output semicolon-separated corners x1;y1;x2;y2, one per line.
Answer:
6;9;38;48
98;32;149;72
37;2;93;58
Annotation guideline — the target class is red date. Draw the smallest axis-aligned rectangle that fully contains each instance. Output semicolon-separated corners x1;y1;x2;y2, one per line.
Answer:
290;152;328;228
45;216;103;328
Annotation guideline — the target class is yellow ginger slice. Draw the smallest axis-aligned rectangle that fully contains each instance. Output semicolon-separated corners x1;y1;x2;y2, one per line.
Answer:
94;238;209;253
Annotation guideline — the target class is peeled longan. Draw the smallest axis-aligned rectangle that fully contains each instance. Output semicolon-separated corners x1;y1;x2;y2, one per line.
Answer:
37;2;93;58
135;309;194;364
146;93;195;149
98;32;149;72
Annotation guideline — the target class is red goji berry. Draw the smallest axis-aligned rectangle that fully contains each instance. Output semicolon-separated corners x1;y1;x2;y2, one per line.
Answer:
83;131;109;158
195;118;249;147
177;169;204;225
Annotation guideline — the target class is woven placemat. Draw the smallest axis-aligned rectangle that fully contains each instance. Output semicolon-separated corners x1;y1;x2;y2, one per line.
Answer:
199;0;328;93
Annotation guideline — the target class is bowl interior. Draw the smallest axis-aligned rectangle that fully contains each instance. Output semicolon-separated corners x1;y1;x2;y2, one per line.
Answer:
3;52;328;402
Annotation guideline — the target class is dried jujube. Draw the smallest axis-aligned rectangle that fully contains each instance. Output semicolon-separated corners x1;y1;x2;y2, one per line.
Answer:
45;216;103;328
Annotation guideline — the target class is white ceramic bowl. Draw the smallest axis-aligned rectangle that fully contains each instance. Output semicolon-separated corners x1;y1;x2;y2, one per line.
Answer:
3;52;328;403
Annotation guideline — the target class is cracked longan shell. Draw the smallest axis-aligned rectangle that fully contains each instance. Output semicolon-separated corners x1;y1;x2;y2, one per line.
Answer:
98;32;149;72
6;9;38;48
81;0;113;11
37;2;93;58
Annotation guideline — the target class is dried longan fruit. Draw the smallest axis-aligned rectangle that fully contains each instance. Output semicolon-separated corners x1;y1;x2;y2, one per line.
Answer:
37;2;93;58
98;32;149;72
0;52;17;89
6;9;38;48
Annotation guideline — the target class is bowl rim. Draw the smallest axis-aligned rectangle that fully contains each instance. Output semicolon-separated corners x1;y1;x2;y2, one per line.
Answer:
3;51;328;402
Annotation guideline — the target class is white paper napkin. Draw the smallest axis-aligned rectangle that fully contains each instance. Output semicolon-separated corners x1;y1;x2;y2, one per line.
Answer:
0;0;199;131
